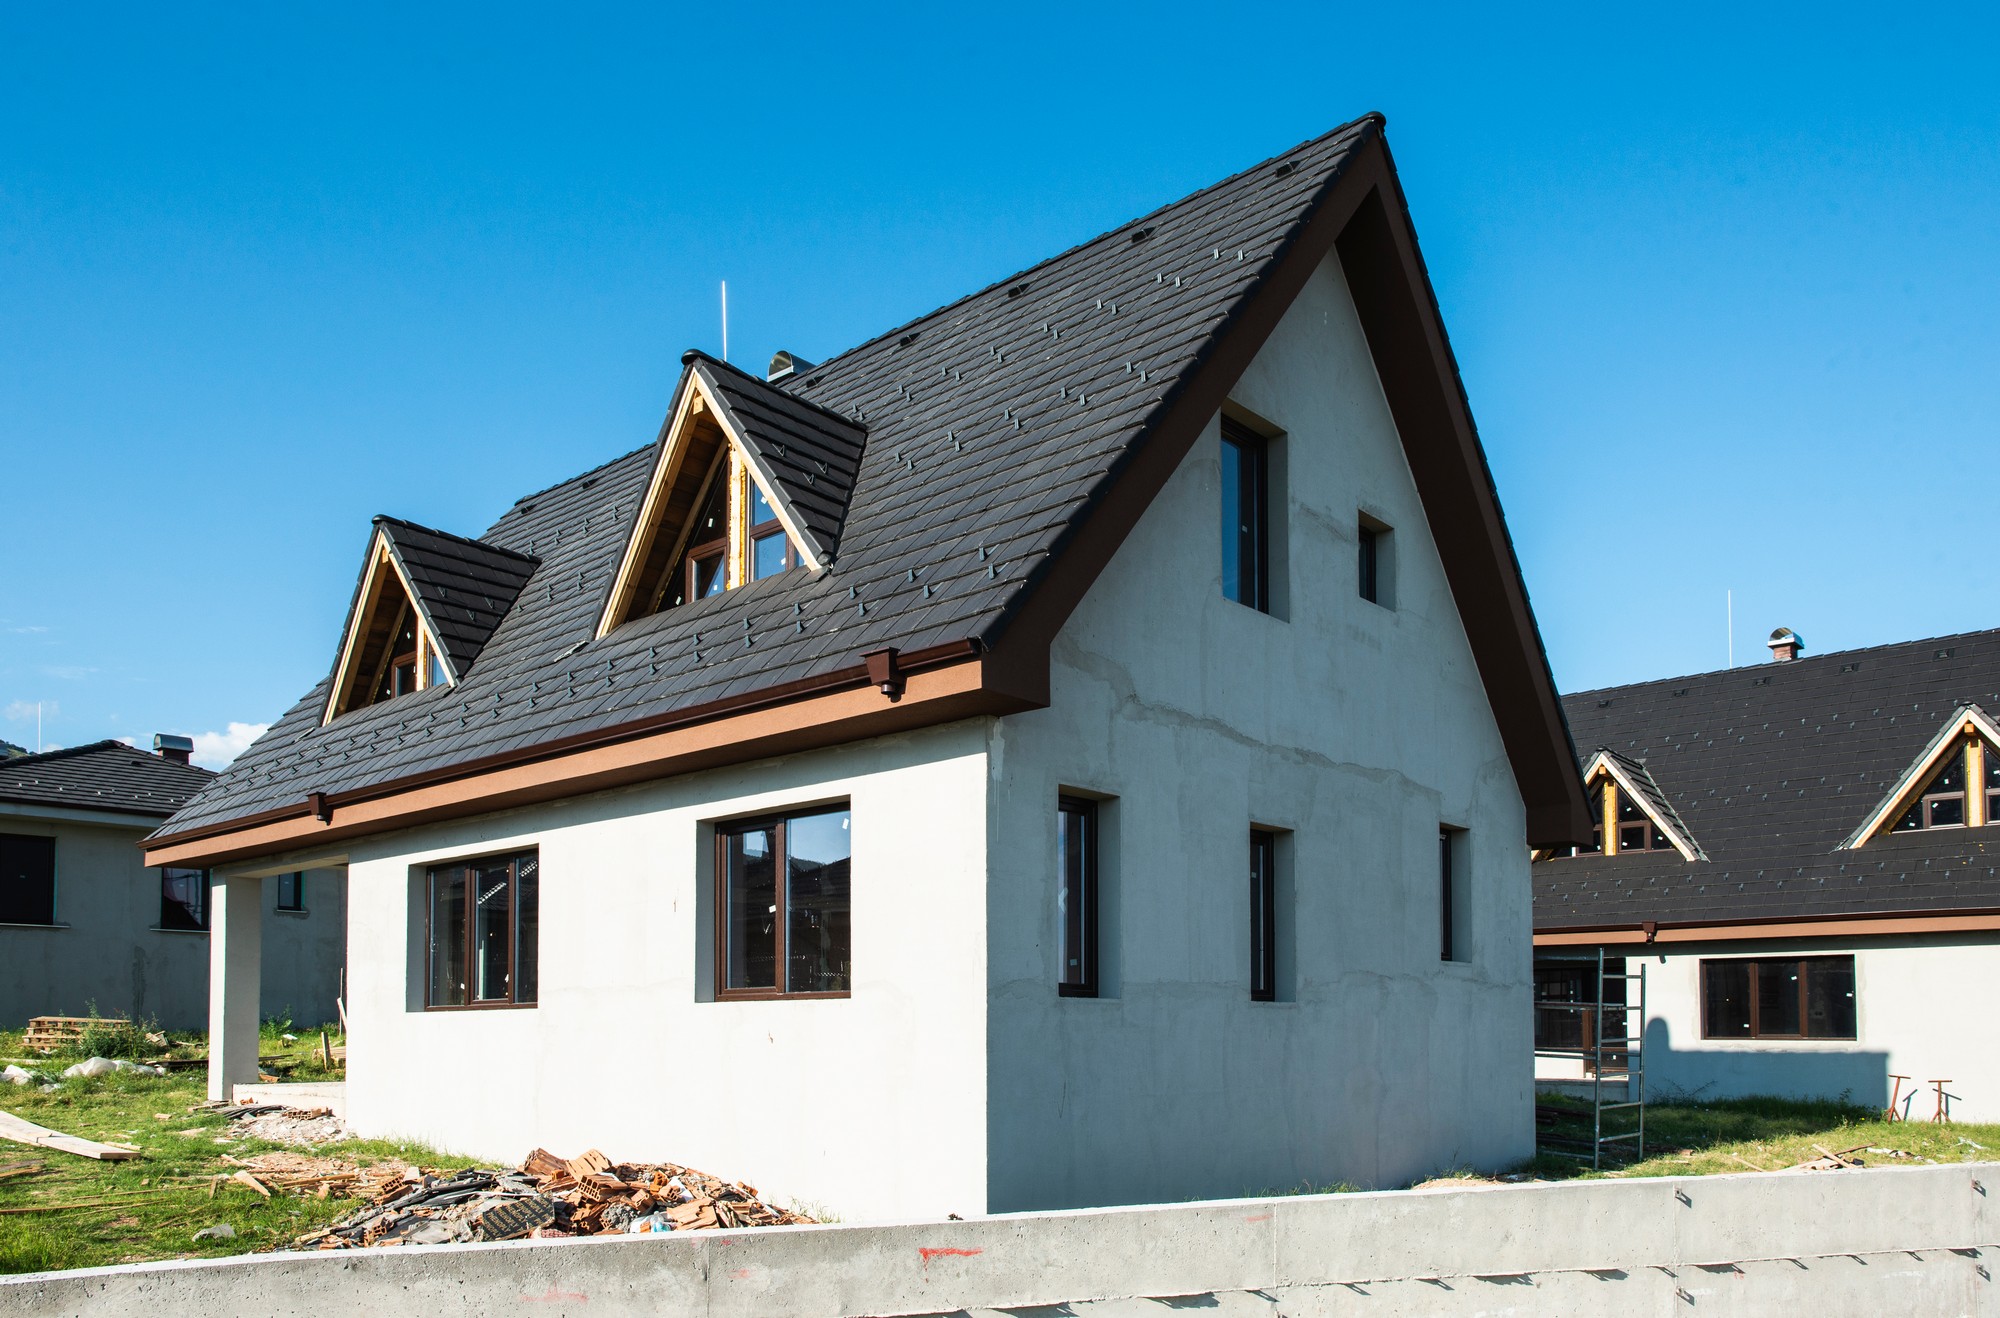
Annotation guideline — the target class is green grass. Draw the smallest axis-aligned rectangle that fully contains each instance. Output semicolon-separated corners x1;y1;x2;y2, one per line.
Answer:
0;1025;462;1275
1530;1093;2000;1180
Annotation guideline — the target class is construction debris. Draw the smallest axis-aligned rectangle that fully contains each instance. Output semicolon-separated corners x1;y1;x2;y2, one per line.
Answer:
0;1108;142;1161
22;1016;126;1054
227;1106;345;1146
60;1057;166;1080
296;1148;811;1249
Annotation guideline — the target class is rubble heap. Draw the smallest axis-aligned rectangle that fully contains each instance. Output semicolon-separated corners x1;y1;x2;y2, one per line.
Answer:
297;1147;811;1248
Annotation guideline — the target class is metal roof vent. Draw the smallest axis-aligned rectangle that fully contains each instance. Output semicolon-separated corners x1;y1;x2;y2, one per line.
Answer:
153;733;194;765
767;350;814;383
1768;627;1804;663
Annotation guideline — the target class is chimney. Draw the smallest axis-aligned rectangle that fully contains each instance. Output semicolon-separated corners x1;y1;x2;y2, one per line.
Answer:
153;733;194;765
766;350;814;383
1767;627;1804;663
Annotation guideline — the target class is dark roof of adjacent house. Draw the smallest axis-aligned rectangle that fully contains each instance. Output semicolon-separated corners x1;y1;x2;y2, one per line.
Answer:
0;741;215;818
151;114;1587;856
367;516;541;682
1536;627;2000;932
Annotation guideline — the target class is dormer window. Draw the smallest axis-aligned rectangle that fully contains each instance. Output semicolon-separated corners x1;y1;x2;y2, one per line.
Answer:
1846;707;2000;846
1893;743;1968;831
325;535;452;722
1538;750;1700;862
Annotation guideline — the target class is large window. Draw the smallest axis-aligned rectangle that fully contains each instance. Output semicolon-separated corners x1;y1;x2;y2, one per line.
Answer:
0;834;56;926
1249;829;1277;1002
1701;956;1856;1040
1533;959;1628;1071
716;806;851;998
1058;797;1098;997
159;867;207;931
427;851;538;1008
1219;420;1269;612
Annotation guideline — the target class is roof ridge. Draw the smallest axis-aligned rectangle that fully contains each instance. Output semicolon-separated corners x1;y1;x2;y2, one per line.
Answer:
375;514;539;563
0;739;129;769
1563;624;2000;701
773;114;1384;393
680;350;872;432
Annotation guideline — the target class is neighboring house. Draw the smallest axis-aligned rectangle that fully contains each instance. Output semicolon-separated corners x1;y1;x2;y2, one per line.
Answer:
1535;626;2000;1121
0;737;345;1032
147;114;1588;1220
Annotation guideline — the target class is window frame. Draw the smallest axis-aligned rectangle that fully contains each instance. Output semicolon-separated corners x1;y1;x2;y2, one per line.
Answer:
0;833;58;927
423;849;539;1011
1249;828;1277;1002
1057;796;1100;998
1219;419;1270;613
1699;956;1857;1041
712;805;853;1002
275;871;306;913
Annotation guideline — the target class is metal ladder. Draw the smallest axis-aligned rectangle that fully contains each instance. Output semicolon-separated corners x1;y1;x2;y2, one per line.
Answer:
1536;946;1646;1170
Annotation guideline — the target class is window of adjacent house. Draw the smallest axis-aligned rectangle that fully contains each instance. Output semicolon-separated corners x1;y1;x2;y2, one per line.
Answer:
1439;826;1468;962
1533;959;1629;1068
1548;778;1675;858
1701;956;1856;1040
1058;796;1099;997
0;834;57;926
1357;514;1393;608
159;868;207;931
276;872;305;912
716;806;851;998
1249;829;1277;1001
1989;752;2000;826
1893;740;1970;831
426;850;538;1008
1220;420;1269;612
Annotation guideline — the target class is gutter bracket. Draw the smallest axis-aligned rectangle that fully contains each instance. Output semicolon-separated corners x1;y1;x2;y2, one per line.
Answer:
864;647;905;702
307;792;333;824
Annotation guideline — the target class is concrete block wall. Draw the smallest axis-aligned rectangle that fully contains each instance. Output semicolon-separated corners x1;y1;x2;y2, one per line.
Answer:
6;1163;1995;1316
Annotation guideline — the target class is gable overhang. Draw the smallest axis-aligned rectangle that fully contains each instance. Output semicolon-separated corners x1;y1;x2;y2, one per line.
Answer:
1580;751;1704;861
322;527;455;725
148;119;1590;868
1840;703;2000;849
979;127;1591;847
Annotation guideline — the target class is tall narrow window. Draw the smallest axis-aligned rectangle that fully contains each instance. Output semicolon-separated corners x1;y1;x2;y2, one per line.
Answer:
746;481;797;581
1438;828;1454;961
160;867;207;931
276;872;305;912
425;851;538;1008
1219;420;1269;612
1058;797;1098;997
1358;524;1379;603
716;805;852;998
0;834;57;926
669;467;732;610
1249;829;1277;1002
1439;827;1468;962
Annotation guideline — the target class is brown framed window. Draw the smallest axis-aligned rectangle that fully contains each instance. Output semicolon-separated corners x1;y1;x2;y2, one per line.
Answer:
1219;420;1269;612
669;467;732;609
1533;959;1629;1068
276;872;305;912
0;834;57;926
1058;797;1098;997
1249;829;1277;1001
1893;742;1969;831
716;806;851;999
745;481;799;581
159;867;207;931
1701;956;1855;1039
1989;752;2000;826
426;850;538;1008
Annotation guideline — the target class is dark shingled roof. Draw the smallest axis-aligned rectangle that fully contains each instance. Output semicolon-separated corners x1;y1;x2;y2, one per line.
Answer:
0;741;216;818
374;516;540;680
158;116;1388;839
684;353;869;567
1536;627;2000;931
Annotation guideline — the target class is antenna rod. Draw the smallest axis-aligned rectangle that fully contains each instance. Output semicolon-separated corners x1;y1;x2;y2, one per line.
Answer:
720;280;729;363
1727;590;1733;669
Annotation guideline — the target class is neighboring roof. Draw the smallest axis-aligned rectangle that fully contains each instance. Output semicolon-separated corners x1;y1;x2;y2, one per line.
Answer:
151;114;1588;861
0;741;215;819
1582;749;1705;861
1537;627;2000;932
375;517;540;680
684;353;869;567
0;739;25;760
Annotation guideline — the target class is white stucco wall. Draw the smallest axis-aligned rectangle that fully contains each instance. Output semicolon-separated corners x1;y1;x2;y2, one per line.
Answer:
1543;934;2000;1121
983;248;1535;1210
339;721;991;1223
0;808;342;1032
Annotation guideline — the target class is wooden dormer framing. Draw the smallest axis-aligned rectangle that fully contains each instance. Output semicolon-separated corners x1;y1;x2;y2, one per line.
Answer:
597;363;819;638
323;532;454;724
1843;703;2000;847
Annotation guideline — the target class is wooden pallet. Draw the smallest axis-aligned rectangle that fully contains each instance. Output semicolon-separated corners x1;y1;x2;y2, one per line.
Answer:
21;1016;129;1054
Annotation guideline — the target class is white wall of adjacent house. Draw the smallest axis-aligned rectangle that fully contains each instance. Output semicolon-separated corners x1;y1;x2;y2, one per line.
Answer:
0;808;342;1032
982;246;1536;1211
1536;933;2000;1122
336;721;992;1223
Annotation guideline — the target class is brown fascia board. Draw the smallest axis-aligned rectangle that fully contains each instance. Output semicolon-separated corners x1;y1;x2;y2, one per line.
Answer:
985;128;1590;847
144;642;1033;869
1535;907;2000;946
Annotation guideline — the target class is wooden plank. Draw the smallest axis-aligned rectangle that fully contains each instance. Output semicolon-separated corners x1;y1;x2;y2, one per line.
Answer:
0;1108;142;1161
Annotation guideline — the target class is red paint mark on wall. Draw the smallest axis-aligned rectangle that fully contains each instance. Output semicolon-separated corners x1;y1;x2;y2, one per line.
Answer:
732;1269;756;1280
1243;1213;1272;1223
521;1288;589;1303
920;1246;983;1270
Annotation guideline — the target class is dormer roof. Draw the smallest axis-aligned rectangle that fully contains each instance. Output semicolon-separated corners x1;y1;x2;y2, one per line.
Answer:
375;517;540;678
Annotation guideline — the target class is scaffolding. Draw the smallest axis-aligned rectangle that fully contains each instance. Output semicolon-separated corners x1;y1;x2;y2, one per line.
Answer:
1534;947;1646;1170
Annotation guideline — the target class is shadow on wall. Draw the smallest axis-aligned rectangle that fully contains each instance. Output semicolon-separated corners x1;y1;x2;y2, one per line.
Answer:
1641;1019;1891;1110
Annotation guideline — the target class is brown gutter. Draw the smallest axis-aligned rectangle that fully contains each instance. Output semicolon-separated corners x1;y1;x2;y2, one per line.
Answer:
145;642;1025;868
1535;907;2000;946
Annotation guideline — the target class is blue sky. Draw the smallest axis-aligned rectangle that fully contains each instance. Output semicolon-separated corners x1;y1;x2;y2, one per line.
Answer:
3;5;1996;765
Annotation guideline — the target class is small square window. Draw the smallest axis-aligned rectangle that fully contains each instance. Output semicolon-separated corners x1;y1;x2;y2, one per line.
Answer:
276;872;305;912
425;851;538;1008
